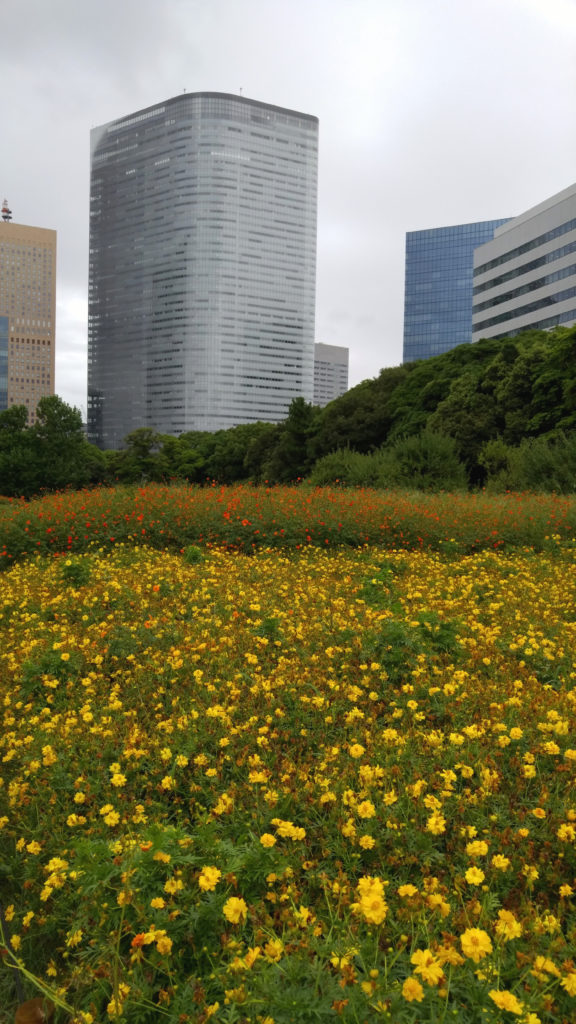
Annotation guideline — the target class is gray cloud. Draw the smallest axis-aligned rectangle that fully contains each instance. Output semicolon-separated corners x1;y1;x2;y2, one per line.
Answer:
4;0;576;407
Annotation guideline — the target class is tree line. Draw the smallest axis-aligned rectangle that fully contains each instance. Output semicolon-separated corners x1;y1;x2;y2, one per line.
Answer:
1;324;575;498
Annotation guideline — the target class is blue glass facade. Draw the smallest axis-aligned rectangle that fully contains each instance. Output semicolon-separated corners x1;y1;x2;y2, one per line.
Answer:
403;220;510;363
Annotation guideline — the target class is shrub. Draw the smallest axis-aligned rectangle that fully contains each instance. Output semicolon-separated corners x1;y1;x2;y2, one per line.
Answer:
483;432;576;493
61;558;91;587
182;544;205;565
308;448;385;487
375;431;468;491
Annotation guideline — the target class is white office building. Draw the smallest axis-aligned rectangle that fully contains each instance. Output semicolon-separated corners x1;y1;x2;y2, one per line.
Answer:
472;182;576;342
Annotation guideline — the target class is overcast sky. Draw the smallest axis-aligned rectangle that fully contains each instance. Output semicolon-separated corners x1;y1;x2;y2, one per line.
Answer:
4;0;576;417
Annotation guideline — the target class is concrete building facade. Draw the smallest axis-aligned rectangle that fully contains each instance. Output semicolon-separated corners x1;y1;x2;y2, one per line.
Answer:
472;182;576;342
0;217;56;422
88;92;318;449
313;342;348;406
403;220;510;363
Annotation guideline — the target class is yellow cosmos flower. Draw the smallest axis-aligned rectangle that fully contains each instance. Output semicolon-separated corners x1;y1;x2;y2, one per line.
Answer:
156;934;173;955
264;937;283;961
198;865;222;891
275;820;306;840
465;866;485;885
495;909;522;941
293;905;314;927
223;897;248;924
402;976;424;1002
213;792;234;815
488;990;523;1014
491;854;511;870
460;928;493;963
359;835;376;849
465;840;488;858
355;876;388;926
436;945;464;966
259;833;277;848
164;878;183;895
425;812;446;835
357;800;376;819
427;893;451;917
531;955;561;980
561;972;576;996
410;949;443;986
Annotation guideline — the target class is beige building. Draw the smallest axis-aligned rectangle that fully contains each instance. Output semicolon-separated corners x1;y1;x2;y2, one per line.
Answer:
0;215;56;423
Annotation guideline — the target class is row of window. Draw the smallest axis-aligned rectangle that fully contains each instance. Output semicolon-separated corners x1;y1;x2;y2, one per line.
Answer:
473;284;576;331
473;238;576;295
473;263;576;314
474;218;576;276
487;306;576;339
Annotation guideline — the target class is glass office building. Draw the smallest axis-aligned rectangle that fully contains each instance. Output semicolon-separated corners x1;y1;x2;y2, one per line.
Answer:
403;220;509;363
473;182;576;342
88;93;318;449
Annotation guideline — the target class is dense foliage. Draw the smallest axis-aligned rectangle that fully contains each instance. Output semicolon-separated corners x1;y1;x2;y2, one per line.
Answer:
1;326;576;497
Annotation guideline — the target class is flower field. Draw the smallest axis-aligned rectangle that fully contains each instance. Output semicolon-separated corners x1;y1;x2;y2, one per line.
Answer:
1;484;576;567
1;488;576;1023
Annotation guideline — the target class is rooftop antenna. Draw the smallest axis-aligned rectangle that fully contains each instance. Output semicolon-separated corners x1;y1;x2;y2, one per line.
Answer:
1;199;12;223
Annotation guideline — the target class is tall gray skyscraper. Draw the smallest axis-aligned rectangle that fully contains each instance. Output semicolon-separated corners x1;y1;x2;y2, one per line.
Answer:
88;93;318;448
